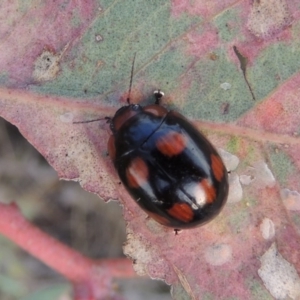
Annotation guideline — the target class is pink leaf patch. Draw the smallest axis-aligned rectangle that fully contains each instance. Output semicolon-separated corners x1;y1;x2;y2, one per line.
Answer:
1;0;300;299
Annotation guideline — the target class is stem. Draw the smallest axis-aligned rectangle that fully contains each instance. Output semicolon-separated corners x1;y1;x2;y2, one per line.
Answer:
0;203;136;299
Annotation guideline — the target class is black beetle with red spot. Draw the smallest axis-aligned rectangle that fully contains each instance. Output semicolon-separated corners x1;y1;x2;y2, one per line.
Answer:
108;90;229;229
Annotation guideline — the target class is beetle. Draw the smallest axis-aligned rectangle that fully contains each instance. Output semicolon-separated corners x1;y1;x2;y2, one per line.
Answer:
107;89;229;229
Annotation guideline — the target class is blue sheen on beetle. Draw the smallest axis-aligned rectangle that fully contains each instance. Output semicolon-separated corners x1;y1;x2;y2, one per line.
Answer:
108;91;229;229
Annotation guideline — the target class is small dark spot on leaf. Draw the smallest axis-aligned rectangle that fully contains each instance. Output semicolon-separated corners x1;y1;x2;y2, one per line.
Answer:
209;52;218;61
221;102;230;115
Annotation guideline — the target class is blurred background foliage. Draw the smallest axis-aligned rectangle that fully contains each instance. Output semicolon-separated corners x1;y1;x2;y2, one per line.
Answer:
0;117;171;300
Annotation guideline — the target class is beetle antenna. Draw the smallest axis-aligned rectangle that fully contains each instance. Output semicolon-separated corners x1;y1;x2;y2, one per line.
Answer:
127;53;137;104
73;116;111;124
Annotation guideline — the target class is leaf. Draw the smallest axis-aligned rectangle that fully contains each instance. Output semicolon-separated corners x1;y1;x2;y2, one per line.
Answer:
1;0;300;299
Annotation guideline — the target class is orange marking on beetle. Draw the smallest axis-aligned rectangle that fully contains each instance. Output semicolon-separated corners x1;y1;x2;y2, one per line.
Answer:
200;179;216;204
211;154;224;182
145;210;171;226
107;135;116;161
167;203;194;223
143;104;168;117
126;157;149;189
156;131;187;157
113;109;139;131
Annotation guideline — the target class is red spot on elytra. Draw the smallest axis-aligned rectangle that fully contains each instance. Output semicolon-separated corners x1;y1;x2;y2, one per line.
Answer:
167;203;194;223
145;210;171;226
156;131;187;157
201;179;216;204
126;157;149;189
211;154;224;182
107;135;116;161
